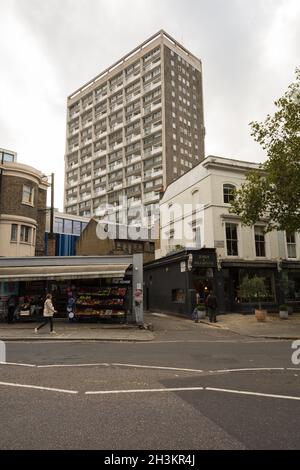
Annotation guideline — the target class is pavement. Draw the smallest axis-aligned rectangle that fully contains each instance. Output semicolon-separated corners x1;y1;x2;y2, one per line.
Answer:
0;311;300;341
0;320;154;342
199;312;300;339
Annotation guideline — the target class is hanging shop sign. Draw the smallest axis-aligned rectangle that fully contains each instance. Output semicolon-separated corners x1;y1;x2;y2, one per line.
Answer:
192;251;217;268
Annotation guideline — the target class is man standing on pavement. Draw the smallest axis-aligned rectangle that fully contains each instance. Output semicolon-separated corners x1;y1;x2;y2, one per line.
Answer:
7;295;17;324
207;291;218;323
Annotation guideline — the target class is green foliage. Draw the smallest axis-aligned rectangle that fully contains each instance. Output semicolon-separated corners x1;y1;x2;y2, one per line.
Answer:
196;303;206;311
230;68;300;232
279;304;288;311
238;276;269;310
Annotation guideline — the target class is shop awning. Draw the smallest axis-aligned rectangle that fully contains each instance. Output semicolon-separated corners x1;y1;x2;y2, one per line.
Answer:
0;256;132;282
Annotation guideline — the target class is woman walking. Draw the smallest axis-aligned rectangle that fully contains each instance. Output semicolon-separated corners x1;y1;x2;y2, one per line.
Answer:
35;294;57;334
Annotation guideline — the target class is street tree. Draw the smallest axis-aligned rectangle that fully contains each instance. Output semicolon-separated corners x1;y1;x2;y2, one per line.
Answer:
230;68;300;233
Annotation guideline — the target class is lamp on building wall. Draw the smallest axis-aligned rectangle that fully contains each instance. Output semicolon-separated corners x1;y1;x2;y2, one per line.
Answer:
277;259;283;272
188;253;193;271
217;255;222;271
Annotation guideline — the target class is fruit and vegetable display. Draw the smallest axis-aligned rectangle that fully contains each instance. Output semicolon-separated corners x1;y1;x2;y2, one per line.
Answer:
76;287;127;320
77;288;127;298
77;296;124;306
75;309;124;317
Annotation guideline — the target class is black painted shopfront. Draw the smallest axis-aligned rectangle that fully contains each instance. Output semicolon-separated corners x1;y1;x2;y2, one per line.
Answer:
144;249;300;316
144;249;218;317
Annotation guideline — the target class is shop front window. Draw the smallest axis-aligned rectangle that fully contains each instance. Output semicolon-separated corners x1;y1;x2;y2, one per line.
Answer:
172;288;185;303
286;232;297;258
226;223;238;256
283;272;300;301
237;269;275;303
255;227;266;257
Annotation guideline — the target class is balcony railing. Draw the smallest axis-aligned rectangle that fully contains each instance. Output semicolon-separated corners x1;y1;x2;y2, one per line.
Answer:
143;59;161;72
127;154;142;165
66;198;78;205
144;192;160;202
69;127;79;136
81;174;92;183
144;168;163;179
109;121;123;132
110;101;123;112
126;133;140;144
94;148;106;157
67;179;78;187
81;156;92;164
143;81;161;93
126;112;141;123
128;199;141;208
69;144;79;152
141;100;162;116
109;162;123;172
82;102;93;111
94;188;106;196
94;168;106;177
110;81;123;93
127;176;141;185
109;142;123;151
82;136;93;145
126;91;141;103
80;193;91;202
125;71;140;84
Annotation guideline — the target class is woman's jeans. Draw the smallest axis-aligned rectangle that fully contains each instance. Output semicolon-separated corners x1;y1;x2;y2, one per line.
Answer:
37;317;53;332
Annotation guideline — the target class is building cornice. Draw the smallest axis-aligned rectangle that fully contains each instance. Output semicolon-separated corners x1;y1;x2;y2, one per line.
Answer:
202;156;263;173
0;163;49;188
0;214;37;226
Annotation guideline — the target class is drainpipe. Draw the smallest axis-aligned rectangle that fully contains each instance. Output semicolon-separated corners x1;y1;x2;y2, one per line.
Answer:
50;173;54;235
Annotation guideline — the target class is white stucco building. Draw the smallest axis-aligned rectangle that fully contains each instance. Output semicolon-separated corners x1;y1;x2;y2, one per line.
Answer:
147;155;300;313
158;155;298;263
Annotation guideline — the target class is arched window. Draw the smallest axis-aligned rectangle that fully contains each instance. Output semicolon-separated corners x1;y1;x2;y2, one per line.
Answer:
223;184;236;203
192;189;199;204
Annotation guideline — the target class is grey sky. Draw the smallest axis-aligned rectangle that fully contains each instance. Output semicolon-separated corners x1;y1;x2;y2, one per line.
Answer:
0;0;299;209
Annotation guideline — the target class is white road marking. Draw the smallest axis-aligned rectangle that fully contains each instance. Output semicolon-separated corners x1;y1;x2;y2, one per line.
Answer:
112;363;203;373
37;363;110;368
0;381;78;394
205;387;300;401
1;362;296;376
0;361;36;367
86;385;300;401
209;367;285;373
150;313;168;317
138;339;283;344
86;386;204;395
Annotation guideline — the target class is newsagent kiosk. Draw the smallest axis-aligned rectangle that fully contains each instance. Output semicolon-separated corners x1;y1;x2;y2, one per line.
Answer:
0;254;143;325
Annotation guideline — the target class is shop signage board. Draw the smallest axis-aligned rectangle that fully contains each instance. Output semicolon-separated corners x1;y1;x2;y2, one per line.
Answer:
192;251;217;268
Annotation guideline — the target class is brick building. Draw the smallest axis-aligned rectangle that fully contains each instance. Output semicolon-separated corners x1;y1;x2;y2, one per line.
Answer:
76;218;155;263
0;152;49;256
